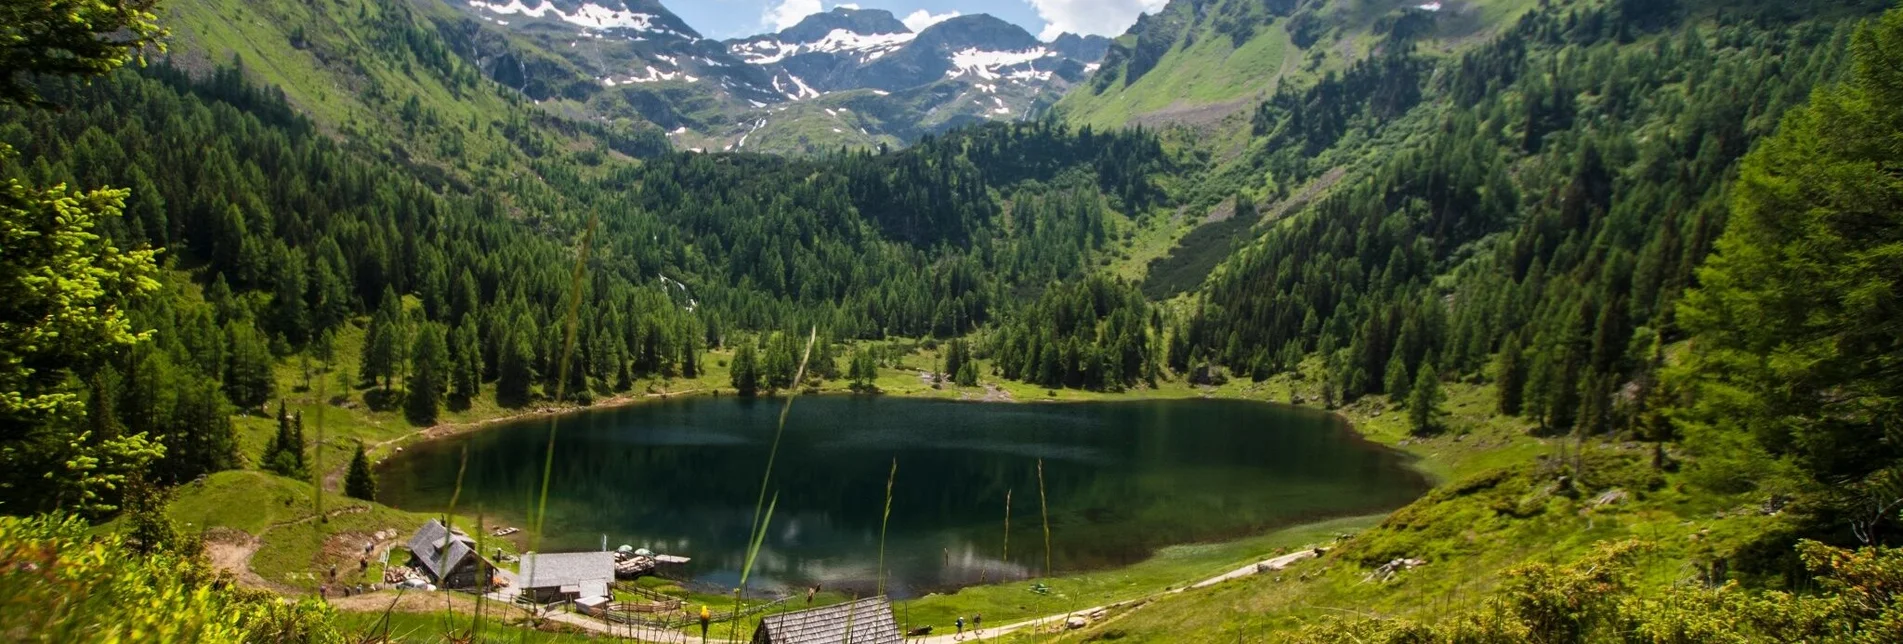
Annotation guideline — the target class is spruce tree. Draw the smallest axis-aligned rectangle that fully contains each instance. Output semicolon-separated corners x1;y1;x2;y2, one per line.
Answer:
263;402;305;478
449;322;481;408
223;322;277;412
406;323;448;426
731;342;761;397
1384;352;1412;401
1408;361;1444;435
496;313;536;408
344;442;377;501
850;349;878;392
1495;333;1528;416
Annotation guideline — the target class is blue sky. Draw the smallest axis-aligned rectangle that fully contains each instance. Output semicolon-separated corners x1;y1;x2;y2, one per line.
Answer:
667;0;1170;41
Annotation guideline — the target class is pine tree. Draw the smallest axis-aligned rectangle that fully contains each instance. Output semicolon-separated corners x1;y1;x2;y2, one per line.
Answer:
263;402;305;478
850;348;879;392
1408;361;1444;435
361;288;406;391
344;442;377;501
406;323;448;426
1384;352;1412;401
955;361;979;387
681;335;701;379
1675;10;1903;510
496;313;536;408
223;322;276;412
449;322;481;408
764;333;795;391
945;339;968;382
1495;333;1528;416
731;342;761;397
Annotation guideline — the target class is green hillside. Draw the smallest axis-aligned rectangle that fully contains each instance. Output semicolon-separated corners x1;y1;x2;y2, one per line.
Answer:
1058;0;1543;131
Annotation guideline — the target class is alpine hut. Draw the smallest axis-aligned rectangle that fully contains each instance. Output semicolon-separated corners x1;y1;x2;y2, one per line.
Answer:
404;519;496;589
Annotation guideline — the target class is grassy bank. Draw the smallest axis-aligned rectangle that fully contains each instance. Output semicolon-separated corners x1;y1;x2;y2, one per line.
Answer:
954;377;1767;642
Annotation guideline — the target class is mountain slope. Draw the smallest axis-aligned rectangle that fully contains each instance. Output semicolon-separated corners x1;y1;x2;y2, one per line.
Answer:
444;3;1111;154
711;10;1110;153
1059;0;1541;131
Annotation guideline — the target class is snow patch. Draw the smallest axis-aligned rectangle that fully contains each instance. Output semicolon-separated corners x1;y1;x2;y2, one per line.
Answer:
946;48;1054;81
729;29;916;65
780;73;821;101
604;65;698;85
736;118;768;149
469;1;688;37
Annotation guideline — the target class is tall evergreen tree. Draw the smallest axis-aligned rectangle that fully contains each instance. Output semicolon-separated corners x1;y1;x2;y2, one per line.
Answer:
1675;10;1903;539
850;348;879;392
1384;352;1412;401
222;322;276;412
262;402;305;478
496;313;536;408
1495;333;1528;416
731;342;761;397
449;321;481;409
406;323;448;426
1408;362;1444;435
344;441;376;502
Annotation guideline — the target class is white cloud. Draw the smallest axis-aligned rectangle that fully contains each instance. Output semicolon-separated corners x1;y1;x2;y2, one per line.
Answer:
764;0;823;31
902;9;961;31
1025;0;1169;41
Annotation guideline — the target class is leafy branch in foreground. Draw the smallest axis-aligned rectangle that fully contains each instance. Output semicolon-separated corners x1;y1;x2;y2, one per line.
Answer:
0;0;167;106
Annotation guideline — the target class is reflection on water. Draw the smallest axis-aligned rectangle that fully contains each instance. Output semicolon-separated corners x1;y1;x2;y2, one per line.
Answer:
376;397;1427;597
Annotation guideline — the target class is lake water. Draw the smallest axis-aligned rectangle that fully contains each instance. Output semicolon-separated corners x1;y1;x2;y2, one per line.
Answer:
376;396;1427;598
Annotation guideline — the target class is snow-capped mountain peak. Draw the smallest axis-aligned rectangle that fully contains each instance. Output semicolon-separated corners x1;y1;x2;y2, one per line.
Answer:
468;1;698;39
447;0;1113;154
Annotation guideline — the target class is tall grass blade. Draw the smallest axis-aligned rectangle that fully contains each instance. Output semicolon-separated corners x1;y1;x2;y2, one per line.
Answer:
530;214;598;556
438;445;469;633
877;458;897;597
745;327;817;550
729;327;816;643
1038;459;1051;579
730;492;780;643
1003;488;1012;579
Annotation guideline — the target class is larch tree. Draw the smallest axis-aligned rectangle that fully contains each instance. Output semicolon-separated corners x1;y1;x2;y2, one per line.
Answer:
405;323;448;426
1674;10;1903;543
730;341;761;397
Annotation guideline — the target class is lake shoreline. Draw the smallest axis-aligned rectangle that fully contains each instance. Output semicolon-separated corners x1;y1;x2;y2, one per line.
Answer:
371;376;1350;463
370;382;1437;600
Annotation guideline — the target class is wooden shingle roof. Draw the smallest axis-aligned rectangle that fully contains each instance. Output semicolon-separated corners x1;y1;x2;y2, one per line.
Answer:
518;551;617;593
406;519;477;581
753;597;902;644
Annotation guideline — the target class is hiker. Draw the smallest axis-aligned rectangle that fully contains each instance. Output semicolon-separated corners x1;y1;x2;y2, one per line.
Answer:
974;613;983;633
955;615;965;637
699;605;711;640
